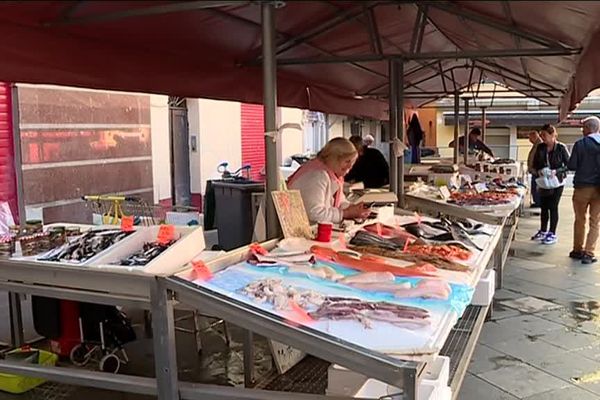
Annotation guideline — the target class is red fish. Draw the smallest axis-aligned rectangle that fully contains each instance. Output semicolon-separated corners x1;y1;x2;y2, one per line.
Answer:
310;246;438;277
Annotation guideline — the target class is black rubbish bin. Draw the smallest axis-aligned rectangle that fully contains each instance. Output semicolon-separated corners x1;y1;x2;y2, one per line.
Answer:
212;180;265;250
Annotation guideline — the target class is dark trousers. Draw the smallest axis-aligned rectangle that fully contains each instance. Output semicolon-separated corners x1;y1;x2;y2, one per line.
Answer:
540;186;564;234
531;175;541;206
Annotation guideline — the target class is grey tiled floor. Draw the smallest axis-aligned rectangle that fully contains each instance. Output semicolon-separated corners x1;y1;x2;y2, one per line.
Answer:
460;188;600;399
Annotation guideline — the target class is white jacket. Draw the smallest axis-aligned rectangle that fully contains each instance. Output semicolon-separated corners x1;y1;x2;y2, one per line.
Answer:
288;168;350;224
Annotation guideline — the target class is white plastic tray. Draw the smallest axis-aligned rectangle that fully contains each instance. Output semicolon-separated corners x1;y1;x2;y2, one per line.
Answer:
90;225;205;275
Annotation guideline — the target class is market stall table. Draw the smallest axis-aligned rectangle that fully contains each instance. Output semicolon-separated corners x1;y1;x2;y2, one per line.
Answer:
164;212;503;399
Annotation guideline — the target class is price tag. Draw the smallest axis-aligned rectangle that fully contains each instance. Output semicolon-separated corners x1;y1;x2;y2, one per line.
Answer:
120;215;134;232
192;260;213;281
157;224;175;244
438;186;451;200
475;183;488;193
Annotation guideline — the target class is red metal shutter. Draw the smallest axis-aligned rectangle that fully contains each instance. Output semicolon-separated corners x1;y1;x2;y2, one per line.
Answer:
241;103;265;181
0;83;18;220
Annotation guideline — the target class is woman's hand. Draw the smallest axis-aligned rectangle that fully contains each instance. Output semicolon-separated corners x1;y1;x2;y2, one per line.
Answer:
343;203;372;220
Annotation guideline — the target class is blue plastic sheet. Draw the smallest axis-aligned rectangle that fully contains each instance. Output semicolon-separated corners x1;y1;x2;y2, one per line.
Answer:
205;260;474;317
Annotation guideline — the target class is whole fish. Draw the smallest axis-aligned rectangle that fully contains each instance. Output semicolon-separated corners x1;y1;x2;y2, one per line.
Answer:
349;245;470;272
310;246;438;277
349;230;406;251
446;222;483;251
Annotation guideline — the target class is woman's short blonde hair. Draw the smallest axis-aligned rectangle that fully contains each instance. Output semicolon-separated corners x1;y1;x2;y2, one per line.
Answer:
317;137;357;162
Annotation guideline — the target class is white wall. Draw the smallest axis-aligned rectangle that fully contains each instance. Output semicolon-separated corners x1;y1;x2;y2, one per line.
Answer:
279;107;304;160
150;94;171;203
328;114;346;138
197;99;242;195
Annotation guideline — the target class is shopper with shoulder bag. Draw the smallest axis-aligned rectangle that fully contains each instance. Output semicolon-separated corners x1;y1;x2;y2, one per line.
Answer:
567;116;600;264
530;124;570;245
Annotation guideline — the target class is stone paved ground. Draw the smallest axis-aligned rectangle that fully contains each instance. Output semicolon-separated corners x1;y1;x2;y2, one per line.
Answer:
461;188;600;399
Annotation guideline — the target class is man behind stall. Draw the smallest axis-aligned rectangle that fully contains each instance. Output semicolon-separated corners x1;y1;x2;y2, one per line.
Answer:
346;135;390;188
448;127;494;158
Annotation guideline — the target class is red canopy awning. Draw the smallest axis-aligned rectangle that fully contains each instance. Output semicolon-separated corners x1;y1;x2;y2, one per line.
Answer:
0;1;598;120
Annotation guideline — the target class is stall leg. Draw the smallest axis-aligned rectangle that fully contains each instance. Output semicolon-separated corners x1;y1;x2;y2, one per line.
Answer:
150;278;179;400
243;330;255;387
494;237;504;289
402;366;418;400
8;292;24;347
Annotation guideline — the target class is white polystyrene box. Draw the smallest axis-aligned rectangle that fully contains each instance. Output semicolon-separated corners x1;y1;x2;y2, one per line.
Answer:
12;226;142;266
422;355;450;390
326;364;368;397
89;225;205;276
437;386;452;400
376;205;395;222
355;379;437;400
472;269;496;306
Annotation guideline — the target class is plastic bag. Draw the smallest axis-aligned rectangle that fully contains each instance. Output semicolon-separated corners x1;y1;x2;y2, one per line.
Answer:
535;169;562;190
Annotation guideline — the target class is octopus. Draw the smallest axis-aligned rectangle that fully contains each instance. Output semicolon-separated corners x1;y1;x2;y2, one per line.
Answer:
240;279;325;311
309;297;430;329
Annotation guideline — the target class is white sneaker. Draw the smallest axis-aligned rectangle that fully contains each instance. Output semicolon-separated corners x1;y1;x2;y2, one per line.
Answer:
543;233;557;245
531;230;547;241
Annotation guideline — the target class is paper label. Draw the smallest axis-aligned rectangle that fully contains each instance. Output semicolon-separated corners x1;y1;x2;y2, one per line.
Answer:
192;260;213;281
439;186;451;200
475;183;488;193
157;224;175;244
120;215;134;232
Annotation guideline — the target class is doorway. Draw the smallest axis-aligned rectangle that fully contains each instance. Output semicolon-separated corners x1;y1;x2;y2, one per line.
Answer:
169;97;191;206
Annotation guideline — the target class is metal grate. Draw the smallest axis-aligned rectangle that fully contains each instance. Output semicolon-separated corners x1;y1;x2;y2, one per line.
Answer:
254;356;329;394
22;381;76;400
440;305;487;394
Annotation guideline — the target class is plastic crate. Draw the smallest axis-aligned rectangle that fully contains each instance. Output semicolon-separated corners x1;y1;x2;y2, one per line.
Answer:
0;348;58;394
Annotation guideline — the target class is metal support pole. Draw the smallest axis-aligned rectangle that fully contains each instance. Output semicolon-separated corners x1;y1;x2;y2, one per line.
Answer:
388;60;399;197
397;60;405;208
262;2;281;239
10;84;26;228
8;293;24;347
243;330;255;387
481;107;487;141
9;85;25;349
150;278;179;400
453;92;460;165
463;98;470;165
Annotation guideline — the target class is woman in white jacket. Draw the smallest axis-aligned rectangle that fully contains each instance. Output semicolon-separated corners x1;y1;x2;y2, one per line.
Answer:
288;137;371;224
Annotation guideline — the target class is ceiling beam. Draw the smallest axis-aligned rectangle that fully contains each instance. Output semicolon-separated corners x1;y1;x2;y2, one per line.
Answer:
476;59;560;92
44;1;248;26
210;9;386;79
320;1;455;93
410;6;426;53
359;60;442;95
417;0;570;49
365;6;383;55
273;2;380;56
502;1;531;85
275;47;581;65
474;63;558;98
475;61;563;93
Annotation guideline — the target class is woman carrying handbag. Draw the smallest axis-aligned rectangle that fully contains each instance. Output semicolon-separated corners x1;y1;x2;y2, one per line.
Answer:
530;124;570;245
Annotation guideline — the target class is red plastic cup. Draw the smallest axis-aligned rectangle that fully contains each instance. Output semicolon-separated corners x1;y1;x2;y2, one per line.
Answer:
316;222;333;242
